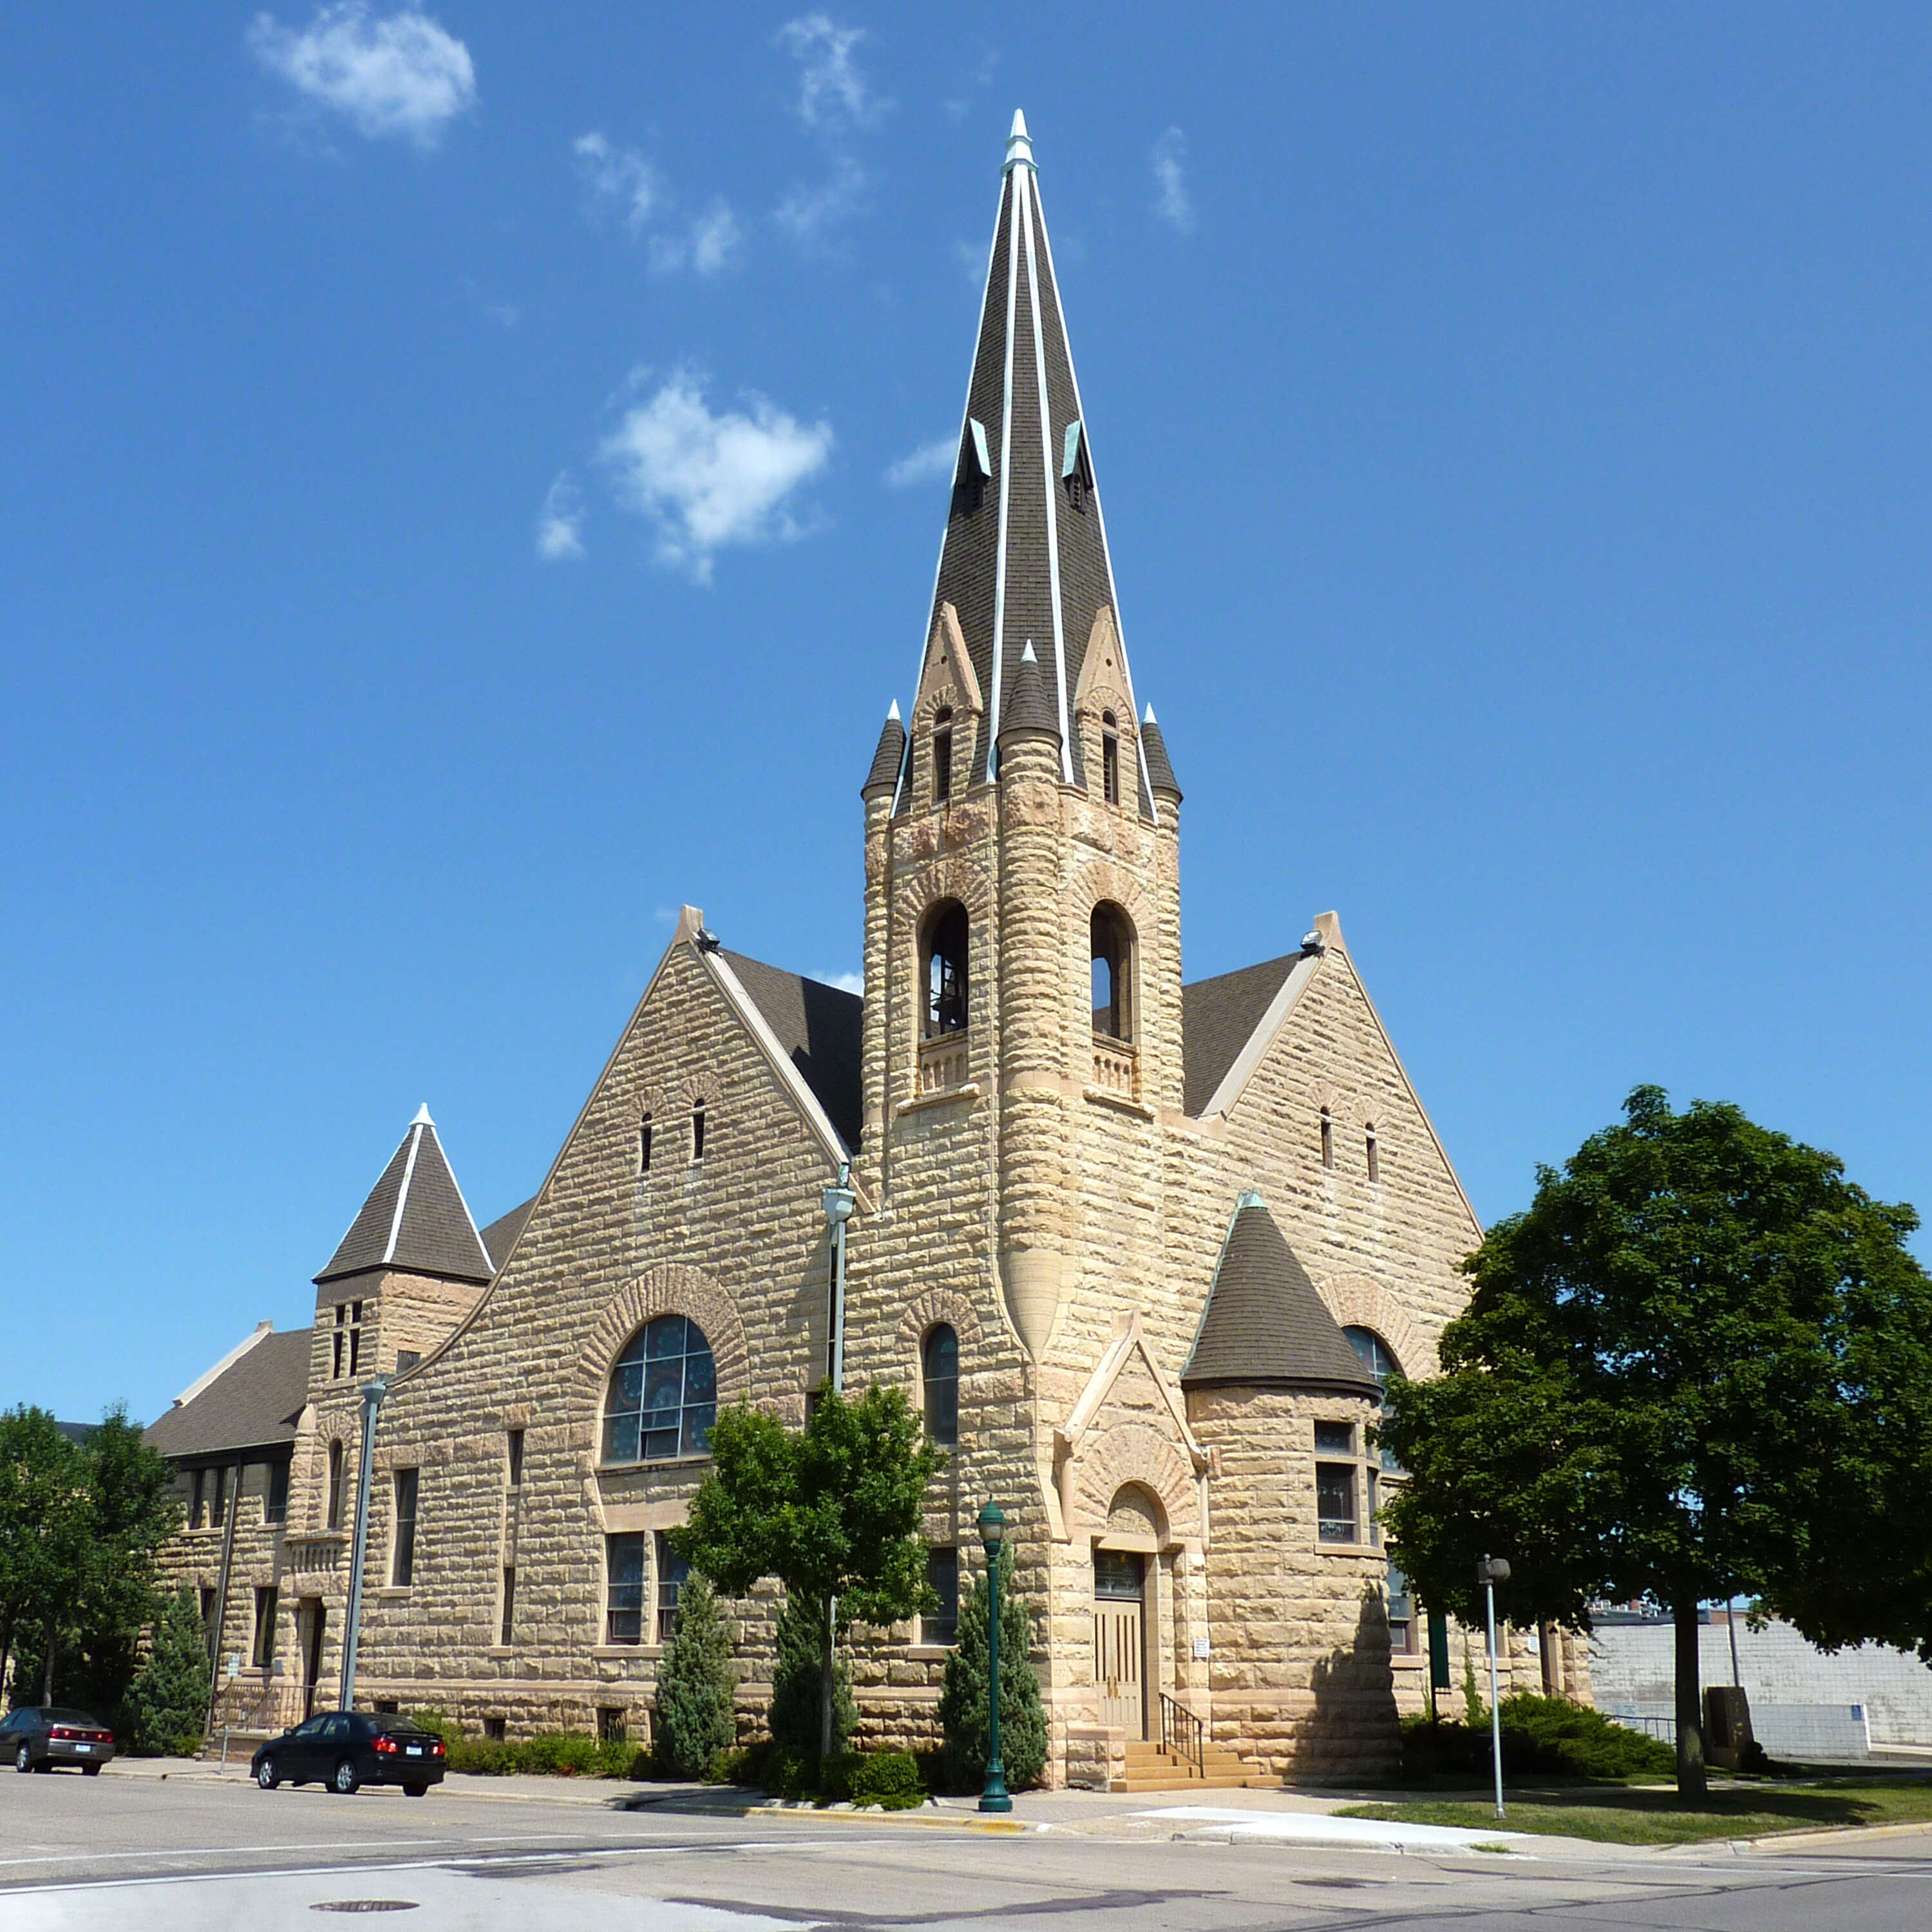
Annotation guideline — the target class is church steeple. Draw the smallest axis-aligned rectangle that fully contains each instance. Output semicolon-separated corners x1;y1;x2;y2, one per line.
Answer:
917;111;1143;804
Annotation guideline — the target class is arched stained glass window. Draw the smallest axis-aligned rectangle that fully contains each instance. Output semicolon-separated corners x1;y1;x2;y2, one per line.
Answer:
1345;1325;1403;1473
603;1314;717;1463
922;1323;959;1446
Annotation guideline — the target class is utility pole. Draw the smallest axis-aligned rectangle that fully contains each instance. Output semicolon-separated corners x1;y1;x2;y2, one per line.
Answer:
1477;1556;1511;1819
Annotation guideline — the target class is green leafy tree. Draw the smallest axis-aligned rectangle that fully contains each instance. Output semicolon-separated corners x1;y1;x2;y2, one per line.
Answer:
122;1587;211;1756
937;1541;1047;1792
768;1584;857;1757
1381;1086;1932;1797
0;1408;92;1707
674;1385;943;1757
652;1573;738;1776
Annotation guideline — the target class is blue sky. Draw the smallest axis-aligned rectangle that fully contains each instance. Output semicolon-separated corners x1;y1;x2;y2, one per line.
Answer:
4;6;1928;1424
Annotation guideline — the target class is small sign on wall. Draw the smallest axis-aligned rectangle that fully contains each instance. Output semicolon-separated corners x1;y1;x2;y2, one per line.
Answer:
1192;1637;1211;1660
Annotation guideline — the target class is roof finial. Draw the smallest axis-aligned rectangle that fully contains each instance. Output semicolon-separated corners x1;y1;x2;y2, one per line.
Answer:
1004;109;1034;176
887;698;901;721
412;1103;434;1128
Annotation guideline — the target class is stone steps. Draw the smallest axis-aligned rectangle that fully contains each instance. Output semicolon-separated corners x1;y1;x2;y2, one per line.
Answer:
1112;1739;1267;1792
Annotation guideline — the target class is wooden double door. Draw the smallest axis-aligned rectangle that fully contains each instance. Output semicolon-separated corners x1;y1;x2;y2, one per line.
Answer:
1092;1549;1148;1739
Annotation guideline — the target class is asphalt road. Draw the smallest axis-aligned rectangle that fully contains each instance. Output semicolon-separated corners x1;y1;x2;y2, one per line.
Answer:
2;1770;1929;1931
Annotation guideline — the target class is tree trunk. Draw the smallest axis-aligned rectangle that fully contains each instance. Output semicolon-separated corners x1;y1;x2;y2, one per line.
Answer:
40;1629;57;1709
819;1596;835;1760
1673;1597;1707;1799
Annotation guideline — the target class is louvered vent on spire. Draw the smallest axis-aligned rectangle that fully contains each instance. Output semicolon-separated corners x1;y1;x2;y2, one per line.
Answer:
909;111;1140;803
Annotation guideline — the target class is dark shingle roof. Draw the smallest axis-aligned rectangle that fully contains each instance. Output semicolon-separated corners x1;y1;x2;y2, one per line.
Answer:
1180;954;1299;1117
722;951;864;1151
923;119;1126;791
863;710;907;798
479;1197;536;1274
316;1112;494;1285
1183;1195;1383;1396
1140;708;1180;802
142;1329;312;1459
998;641;1061;747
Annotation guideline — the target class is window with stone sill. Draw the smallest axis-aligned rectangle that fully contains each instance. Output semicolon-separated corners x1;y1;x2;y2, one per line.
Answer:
922;1545;959;1646
605;1531;645;1645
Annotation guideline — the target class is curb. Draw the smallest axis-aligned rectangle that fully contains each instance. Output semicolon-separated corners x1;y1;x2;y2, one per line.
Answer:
1732;1819;1932;1853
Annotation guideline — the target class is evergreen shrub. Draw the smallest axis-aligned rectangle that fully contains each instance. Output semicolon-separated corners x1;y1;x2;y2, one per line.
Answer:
653;1575;737;1777
122;1587;211;1757
1399;1692;1676;1783
938;1542;1047;1792
767;1588;855;1757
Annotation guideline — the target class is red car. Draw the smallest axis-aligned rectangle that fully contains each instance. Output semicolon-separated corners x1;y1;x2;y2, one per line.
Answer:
2;1707;117;1774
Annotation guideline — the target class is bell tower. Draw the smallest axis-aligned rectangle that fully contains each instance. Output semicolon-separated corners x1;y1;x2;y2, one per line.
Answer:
853;113;1185;1372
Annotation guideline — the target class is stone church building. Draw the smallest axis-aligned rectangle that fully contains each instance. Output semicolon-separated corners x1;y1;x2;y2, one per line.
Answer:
147;115;1580;1786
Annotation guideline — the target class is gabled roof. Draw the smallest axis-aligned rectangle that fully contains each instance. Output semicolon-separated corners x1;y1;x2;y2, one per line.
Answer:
909;113;1140;800
142;1327;312;1459
720;951;864;1152
479;1197;536;1276
1183;1194;1382;1396
1181;954;1302;1117
316;1107;494;1285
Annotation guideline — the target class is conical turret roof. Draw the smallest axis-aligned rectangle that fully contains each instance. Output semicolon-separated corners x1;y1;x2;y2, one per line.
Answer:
316;1106;495;1285
919;112;1138;795
1183;1193;1383;1396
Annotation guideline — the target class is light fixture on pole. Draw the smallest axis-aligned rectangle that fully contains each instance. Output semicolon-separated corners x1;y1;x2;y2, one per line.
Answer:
339;1374;390;1712
1476;1555;1510;1819
977;1501;1012;1814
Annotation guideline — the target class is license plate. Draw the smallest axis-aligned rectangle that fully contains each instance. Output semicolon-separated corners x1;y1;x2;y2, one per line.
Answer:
74;1745;91;1754
405;1745;422;1756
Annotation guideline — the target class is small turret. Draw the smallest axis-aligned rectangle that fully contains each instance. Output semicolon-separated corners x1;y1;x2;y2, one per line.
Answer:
862;701;906;800
1139;703;1182;805
996;641;1061;756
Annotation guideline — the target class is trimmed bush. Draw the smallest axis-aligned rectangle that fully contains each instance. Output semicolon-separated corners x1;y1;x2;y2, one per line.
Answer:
431;1725;648;1779
654;1575;737;1777
1399;1693;1676;1784
848;1748;925;1809
938;1542;1047;1792
122;1587;211;1757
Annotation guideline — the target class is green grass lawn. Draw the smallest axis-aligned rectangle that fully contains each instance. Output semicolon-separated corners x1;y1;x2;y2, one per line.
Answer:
1338;1776;1932;1847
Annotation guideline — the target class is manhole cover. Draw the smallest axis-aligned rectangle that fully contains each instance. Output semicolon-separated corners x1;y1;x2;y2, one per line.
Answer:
310;1903;421;1914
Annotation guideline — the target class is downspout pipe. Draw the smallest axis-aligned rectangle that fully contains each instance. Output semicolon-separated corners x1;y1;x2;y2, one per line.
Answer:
338;1375;389;1712
205;1455;244;1732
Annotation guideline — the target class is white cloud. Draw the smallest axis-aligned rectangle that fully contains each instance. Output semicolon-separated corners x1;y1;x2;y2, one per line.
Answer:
574;131;662;233
777;14;882;130
536;473;586;560
776;155;867;250
885;435;957;489
599;373;833;582
247;4;475;147
813;970;864;994
576;133;739;275
1152;126;1193;232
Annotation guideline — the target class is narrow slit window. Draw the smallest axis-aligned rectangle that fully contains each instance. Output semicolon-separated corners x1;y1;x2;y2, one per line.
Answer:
326;1440;345;1530
266;1457;289;1525
1365;1126;1379;1183
390;1468;419;1587
639;1112;653;1173
933;706;953;804
500;1566;516;1646
1101;713;1119;806
692;1101;706;1162
507;1428;524;1488
1320;1108;1334;1170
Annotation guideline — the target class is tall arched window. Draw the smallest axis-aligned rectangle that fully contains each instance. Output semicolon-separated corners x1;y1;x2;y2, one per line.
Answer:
922;1323;959;1446
922;901;969;1036
1090;902;1133;1040
1345;1326;1403;1474
1344;1323;1411;1650
603;1314;717;1463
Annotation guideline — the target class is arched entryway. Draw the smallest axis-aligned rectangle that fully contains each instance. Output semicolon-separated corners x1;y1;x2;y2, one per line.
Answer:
1092;1484;1164;1741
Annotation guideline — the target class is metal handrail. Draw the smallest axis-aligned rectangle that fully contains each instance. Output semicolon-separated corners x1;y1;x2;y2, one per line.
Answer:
1159;1690;1206;1774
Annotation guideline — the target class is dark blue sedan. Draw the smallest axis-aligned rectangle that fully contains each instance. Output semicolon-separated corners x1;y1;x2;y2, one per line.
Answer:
251;1710;446;1795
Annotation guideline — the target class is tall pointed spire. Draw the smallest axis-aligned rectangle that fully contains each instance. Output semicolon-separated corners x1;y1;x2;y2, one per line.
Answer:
916;112;1135;793
316;1111;495;1285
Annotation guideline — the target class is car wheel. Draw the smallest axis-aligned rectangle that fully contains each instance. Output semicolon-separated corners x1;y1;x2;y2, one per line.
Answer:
13;1743;30;1774
256;1756;280;1790
332;1757;360;1795
402;1783;426;1798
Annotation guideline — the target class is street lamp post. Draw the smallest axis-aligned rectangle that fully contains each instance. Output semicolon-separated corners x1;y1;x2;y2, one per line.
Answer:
338;1374;390;1712
1477;1555;1511;1819
977;1501;1012;1814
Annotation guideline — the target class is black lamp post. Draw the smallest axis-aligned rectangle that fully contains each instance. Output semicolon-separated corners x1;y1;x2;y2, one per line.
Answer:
977;1501;1012;1813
